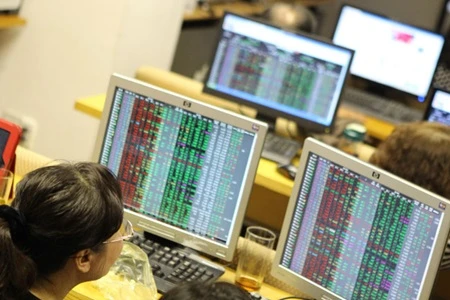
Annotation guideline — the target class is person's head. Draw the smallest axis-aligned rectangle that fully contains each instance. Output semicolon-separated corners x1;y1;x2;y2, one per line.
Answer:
0;162;124;299
160;281;252;300
369;121;450;199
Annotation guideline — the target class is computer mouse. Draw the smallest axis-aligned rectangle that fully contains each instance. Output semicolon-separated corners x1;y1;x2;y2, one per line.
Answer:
277;163;297;180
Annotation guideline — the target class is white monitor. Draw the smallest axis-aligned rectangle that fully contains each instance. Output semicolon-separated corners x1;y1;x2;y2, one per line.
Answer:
333;5;444;100
272;137;450;299
92;74;268;261
424;88;450;126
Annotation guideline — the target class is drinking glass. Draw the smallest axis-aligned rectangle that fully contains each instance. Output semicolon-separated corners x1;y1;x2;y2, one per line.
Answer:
235;226;276;292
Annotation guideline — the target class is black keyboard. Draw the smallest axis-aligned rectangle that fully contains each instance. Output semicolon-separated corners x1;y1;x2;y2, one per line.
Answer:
130;234;225;294
262;132;302;165
342;88;424;124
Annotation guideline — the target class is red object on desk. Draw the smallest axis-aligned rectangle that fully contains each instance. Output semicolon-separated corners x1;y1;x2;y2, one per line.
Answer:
0;118;22;171
0;118;22;199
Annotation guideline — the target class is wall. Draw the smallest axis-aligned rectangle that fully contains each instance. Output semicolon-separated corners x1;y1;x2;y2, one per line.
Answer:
0;0;184;161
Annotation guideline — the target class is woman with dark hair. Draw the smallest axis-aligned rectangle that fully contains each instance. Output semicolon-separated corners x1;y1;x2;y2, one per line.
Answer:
160;281;253;300
0;162;127;300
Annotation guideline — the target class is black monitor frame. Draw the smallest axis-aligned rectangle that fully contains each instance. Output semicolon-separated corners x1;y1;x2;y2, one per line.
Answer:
423;86;450;123
203;12;354;134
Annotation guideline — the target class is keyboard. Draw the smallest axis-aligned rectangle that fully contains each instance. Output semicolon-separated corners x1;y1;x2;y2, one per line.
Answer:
130;234;225;294
262;132;302;165
341;88;424;124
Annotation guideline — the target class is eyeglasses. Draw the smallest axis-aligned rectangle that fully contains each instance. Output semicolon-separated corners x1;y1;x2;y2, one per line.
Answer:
103;219;134;244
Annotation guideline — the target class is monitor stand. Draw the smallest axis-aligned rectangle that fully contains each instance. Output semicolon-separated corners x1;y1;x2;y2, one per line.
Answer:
256;113;303;166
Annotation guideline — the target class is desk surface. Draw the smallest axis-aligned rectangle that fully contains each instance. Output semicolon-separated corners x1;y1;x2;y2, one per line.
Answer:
183;0;333;22
0;15;26;28
66;266;293;300
75;92;378;197
73;65;392;197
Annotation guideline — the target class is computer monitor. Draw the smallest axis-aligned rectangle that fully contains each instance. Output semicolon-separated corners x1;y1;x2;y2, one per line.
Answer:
333;4;444;102
424;88;450;126
203;12;354;134
272;137;450;299
92;74;268;262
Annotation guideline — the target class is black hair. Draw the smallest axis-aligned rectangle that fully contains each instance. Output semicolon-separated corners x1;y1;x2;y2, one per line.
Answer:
369;121;450;199
0;162;123;299
160;281;253;300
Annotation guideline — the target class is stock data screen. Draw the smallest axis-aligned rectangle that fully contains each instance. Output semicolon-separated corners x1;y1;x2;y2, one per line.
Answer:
281;153;442;299
205;14;352;126
100;88;256;245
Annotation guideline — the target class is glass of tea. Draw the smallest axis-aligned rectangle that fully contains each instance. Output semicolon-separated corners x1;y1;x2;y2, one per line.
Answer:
235;226;276;292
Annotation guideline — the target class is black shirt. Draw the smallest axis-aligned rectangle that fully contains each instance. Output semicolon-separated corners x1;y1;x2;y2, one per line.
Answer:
21;291;40;300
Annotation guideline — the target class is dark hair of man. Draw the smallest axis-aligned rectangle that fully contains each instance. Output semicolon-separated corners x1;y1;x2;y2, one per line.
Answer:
160;281;253;300
369;121;450;199
0;162;123;299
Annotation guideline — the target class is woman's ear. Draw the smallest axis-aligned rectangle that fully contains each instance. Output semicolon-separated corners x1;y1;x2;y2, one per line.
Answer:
73;249;93;273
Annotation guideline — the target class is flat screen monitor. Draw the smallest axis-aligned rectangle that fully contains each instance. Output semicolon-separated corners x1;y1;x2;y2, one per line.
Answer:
333;4;445;102
203;12;354;133
424;88;450;125
272;137;450;299
92;74;268;261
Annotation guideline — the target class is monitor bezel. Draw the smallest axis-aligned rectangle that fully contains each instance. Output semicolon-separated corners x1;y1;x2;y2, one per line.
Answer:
92;74;268;262
271;137;450;299
332;4;445;102
202;11;354;134
423;87;450;122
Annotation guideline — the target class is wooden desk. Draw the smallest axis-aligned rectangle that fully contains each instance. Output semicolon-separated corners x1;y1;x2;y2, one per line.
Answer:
0;15;26;29
75;67;389;230
75;93;377;195
75;89;377;230
74;67;388;195
66;267;293;300
76;67;395;143
183;0;333;22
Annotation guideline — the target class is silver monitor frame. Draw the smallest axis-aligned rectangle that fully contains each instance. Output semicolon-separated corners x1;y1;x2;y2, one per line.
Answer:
272;137;450;299
92;74;268;262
